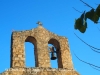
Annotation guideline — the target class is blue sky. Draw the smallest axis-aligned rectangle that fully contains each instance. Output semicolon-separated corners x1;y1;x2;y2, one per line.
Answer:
0;0;100;75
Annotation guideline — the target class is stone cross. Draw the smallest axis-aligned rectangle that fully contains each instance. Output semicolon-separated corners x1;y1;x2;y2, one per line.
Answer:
36;21;42;26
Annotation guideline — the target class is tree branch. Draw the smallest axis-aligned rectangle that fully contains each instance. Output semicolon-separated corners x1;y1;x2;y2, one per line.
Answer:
72;7;82;13
80;0;94;9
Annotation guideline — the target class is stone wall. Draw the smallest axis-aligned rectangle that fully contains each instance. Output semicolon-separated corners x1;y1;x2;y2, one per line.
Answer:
0;67;79;75
10;25;73;69
0;25;80;75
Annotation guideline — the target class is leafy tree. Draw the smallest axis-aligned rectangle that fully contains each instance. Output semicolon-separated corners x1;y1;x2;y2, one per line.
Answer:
74;0;100;33
73;0;100;71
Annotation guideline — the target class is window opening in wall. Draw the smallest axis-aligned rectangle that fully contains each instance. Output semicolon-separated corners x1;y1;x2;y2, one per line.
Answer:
48;44;58;68
25;42;35;67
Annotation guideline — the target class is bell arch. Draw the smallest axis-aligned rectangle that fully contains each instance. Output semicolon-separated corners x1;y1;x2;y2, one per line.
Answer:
25;36;38;67
10;26;73;69
48;38;63;68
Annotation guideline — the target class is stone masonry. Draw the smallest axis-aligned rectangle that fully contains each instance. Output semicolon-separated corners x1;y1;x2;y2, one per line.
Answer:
0;24;80;75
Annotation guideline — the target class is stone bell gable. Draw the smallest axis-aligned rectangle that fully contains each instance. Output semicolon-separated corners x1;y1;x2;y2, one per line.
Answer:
0;23;79;75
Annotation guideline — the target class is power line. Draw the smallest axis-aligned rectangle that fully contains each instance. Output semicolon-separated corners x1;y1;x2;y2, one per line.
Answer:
74;32;100;50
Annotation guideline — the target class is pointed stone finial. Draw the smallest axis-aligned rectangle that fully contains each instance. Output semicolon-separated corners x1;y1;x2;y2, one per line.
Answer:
36;21;42;26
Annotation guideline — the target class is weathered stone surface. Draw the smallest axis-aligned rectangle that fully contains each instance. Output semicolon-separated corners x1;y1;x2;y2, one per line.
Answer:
0;68;79;75
0;25;80;75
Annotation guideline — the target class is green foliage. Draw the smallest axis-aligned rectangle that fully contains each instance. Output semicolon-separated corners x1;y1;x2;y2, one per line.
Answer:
74;4;100;33
75;11;87;33
96;4;100;17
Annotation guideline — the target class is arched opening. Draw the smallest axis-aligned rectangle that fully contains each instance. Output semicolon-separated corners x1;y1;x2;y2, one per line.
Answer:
48;38;62;68
48;44;57;68
25;36;37;67
25;42;34;67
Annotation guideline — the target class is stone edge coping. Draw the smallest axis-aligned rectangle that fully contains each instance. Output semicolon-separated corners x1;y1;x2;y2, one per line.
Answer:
0;67;75;73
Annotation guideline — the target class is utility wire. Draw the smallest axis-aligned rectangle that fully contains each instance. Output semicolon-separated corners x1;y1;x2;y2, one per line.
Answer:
74;32;100;50
72;50;100;68
90;47;100;53
90;65;100;71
